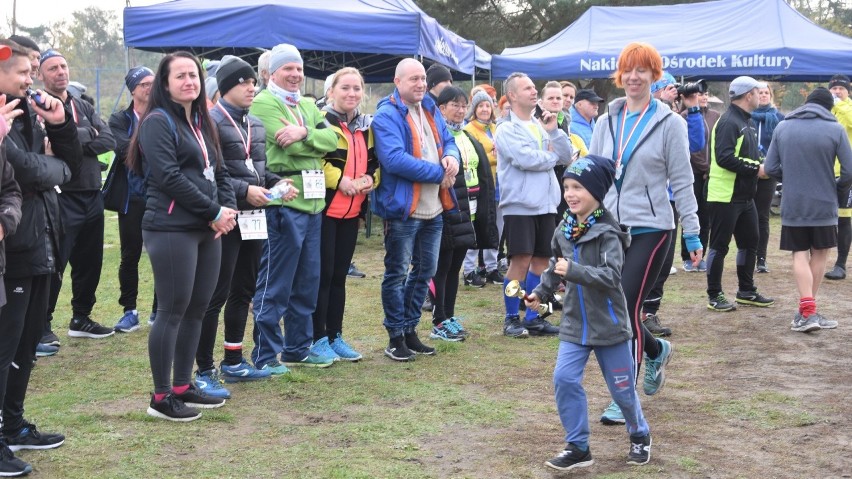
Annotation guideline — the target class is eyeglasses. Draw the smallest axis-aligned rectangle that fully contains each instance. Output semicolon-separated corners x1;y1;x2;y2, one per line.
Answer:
137;81;154;89
446;101;468;110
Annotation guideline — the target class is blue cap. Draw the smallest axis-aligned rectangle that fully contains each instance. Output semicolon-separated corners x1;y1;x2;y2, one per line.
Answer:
38;49;65;66
650;71;676;94
125;66;154;92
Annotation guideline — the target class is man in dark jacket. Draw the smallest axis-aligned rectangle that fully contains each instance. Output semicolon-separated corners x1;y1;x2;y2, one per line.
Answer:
39;49;115;342
706;76;773;312
0;39;81;474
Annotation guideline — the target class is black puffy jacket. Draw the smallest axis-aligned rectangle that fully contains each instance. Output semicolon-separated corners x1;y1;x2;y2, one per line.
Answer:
0;141;22;284
210;99;280;211
62;95;115;191
3;98;82;278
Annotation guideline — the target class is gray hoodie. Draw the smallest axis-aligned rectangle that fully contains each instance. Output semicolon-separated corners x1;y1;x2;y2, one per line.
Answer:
495;111;573;216
764;103;852;227
533;211;632;347
589;98;699;237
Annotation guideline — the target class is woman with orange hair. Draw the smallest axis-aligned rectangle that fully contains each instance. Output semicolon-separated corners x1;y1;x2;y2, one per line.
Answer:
588;42;702;425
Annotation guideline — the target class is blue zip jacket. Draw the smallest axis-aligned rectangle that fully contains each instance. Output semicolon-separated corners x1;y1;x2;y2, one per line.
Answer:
532;210;633;346
370;89;460;220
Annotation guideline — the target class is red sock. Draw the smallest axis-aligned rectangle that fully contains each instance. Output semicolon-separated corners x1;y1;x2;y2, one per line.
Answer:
153;392;168;402
799;297;816;318
172;384;190;395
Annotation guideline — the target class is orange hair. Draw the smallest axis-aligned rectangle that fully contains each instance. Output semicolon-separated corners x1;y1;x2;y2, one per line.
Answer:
480;84;497;99
498;95;508;111
612;42;663;88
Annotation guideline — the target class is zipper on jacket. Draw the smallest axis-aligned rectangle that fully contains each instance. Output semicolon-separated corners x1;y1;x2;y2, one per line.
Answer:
573;247;589;345
606;298;618;325
644;185;657;217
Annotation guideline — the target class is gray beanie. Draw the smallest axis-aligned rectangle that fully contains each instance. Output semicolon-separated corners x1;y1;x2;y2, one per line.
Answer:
269;43;303;74
466;90;494;122
205;77;219;101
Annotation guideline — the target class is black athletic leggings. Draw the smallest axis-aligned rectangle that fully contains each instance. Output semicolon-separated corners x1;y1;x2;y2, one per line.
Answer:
622;231;671;380
837;217;851;269
432;246;467;324
144;230;221;394
313;216;360;342
118;198;157;313
754;178;777;260
644;203;677;315
681;172;709;261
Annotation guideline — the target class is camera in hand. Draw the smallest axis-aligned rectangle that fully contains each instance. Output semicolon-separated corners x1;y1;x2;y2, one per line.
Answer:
676;79;707;97
26;88;49;110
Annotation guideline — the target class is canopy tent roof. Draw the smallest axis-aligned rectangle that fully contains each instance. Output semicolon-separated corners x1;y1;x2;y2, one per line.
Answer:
491;0;852;81
123;0;491;82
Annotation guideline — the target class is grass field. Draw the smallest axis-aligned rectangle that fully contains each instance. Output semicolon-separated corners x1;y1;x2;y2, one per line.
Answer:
22;214;852;478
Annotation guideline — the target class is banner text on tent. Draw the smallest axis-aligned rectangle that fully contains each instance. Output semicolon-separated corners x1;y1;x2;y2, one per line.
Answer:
580;54;794;72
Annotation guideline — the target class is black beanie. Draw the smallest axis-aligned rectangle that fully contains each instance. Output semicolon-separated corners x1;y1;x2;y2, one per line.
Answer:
562;154;616;203
8;35;39;53
216;55;257;97
426;64;452;91
829;74;850;92
806;87;835;112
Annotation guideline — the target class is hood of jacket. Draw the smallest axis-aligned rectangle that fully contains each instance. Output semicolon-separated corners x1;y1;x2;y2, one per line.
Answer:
784;102;838;122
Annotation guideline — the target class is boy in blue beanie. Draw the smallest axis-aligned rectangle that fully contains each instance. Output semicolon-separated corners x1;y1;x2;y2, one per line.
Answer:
526;154;653;470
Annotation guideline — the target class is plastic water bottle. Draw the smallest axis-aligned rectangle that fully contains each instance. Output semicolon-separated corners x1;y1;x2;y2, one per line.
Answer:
266;182;292;200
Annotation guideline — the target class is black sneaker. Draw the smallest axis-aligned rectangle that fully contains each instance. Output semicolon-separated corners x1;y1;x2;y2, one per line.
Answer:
707;292;736;312
643;313;672;337
463;271;486;288
735;290;774;307
173;384;226;409
5;422;64;451
146;394;201;422
68;317;115;339
503;315;529;338
627;434;652;465
404;331;436;355
40;330;61;347
346;262;366;279
384;336;415;362
545;443;593;471
0;441;31;477
525;317;559;336
756;257;769;273
824;265;846;280
421;294;433;312
485;269;504;284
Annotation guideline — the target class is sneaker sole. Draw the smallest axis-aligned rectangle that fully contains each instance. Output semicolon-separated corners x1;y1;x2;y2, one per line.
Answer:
429;333;464;342
600;416;626;425
384;349;415;362
114;325;140;333
527;329;559;337
0;465;32;477
283;362;334;368
791;323;822;333
40;341;61;347
333;355;363;362
410;349;436;355
735;298;774;307
544;458;594;471
707;304;736;312
68;330;115;339
184;400;226;409
7;438;65;452
35;351;58;358
818;322;838;330
503;330;529;338
645;345;674;396
146;407;201;422
221;374;272;383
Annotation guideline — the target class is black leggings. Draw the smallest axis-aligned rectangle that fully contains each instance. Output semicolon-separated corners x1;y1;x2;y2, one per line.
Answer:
196;228;262;371
432;247;467;324
622;231;670;379
644;203;677;315
681;172;709;261
836;217;851;269
706;201;758;296
144;230;221;394
313;216;359;341
754;178;777;260
117;198;157;313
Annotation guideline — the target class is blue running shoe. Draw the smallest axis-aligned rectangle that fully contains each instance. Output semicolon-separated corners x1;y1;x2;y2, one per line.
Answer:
429;322;464;342
194;369;231;399
284;351;335;368
600;401;625;425
220;359;272;383
329;334;362;361
35;343;59;357
643;338;673;396
310;337;341;362
258;360;290;376
446;317;470;338
114;310;140;333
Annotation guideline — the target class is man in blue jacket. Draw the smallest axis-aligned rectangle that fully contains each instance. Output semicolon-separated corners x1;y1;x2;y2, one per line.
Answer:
372;58;460;362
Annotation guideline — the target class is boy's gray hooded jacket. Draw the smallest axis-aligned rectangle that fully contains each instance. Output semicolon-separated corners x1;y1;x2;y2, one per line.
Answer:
532;210;632;347
764;103;852;227
589;98;700;237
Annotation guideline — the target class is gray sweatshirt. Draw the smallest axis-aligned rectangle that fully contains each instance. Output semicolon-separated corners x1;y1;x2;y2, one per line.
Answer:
589;98;700;237
764;103;852;227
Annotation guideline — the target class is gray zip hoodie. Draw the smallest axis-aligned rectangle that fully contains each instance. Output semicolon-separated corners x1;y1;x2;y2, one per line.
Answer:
532;211;633;347
764;103;852;227
589;98;700;237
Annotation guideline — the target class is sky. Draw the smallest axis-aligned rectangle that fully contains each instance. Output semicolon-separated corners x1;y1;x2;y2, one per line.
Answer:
3;0;167;31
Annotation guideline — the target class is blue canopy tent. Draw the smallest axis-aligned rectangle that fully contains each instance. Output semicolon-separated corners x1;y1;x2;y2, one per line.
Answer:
123;0;490;82
491;0;852;81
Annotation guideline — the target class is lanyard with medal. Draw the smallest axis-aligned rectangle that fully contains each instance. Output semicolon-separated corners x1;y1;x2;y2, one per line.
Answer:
216;103;257;177
615;100;651;180
188;116;214;182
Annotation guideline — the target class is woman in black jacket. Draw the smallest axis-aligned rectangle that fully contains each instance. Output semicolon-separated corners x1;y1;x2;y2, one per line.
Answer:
128;51;237;422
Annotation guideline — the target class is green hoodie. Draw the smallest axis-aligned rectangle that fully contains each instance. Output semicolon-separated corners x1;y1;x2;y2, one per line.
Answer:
250;90;337;213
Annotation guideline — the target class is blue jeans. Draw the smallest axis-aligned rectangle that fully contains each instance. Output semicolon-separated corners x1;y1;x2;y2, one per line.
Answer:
251;207;321;367
554;340;649;445
381;216;443;338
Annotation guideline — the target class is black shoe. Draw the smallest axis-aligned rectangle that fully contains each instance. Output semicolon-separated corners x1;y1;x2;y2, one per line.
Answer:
503;315;529;338
735;290;774;307
40;330;61;347
525;317;559;336
404;331;436;355
463;271;486;288
545;443;594;471
346;262;366;279
5;422;64;451
68;317;114;339
421;294;433;312
384;336;415;362
146;394;201;422
756;257;769;273
0;441;31;477
707;292;736;312
627;434;652;465
643;313;672;337
173;384;226;409
485;269;504;284
824;265;847;280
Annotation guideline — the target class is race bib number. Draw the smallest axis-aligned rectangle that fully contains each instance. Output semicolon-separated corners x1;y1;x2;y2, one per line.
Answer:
238;210;267;240
302;170;326;199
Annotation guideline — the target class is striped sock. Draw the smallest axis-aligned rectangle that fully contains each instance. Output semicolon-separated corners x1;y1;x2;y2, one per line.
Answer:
799;297;816;318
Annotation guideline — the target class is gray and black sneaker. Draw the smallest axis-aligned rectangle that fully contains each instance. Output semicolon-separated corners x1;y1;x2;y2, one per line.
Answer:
791;313;822;333
707;293;736;312
525;317;559;336
503;315;529;338
147;394;201;422
463;271;486;288
41;330;61;347
814;313;838;329
627;434;652;465
735;290;774;307
404;331;436;355
5;422;65;451
756;257;769;273
643;313;672;337
173;384;226;409
545;443;594;471
824;264;846;280
384;336;415;362
0;441;31;477
68;316;115;339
